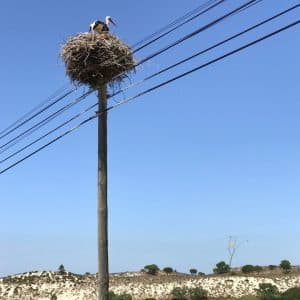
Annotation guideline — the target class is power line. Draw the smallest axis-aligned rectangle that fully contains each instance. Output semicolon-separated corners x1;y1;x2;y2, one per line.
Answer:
99;0;263;98
0;90;93;154
108;0;263;86
0;4;288;164
134;0;261;68
0;0;226;141
2;3;294;164
0;115;96;175
0;84;73;137
132;0;226;53
131;0;219;49
111;3;299;98
1;19;298;175
94;0;230;87
107;20;300;112
0;102;98;164
97;0;225;71
0;87;76;141
0;0;252;149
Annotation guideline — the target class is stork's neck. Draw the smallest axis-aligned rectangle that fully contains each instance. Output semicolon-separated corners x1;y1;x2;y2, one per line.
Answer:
105;16;110;26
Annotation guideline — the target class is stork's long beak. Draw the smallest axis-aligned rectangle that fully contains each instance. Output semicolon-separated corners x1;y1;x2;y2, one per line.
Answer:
110;18;117;26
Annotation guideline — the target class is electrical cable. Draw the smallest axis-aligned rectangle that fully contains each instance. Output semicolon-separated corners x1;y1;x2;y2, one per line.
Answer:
0;85;75;135
131;0;219;49
0;0;226;140
132;0;226;53
0;90;93;154
109;0;263;85
2;4;296;162
1;19;298;175
0;87;76;140
135;0;261;68
0;0;257;149
0;101;98;164
110;3;299;98
106;21;300;113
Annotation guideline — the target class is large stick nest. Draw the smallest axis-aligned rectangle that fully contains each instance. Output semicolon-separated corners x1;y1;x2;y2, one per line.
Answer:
61;33;135;89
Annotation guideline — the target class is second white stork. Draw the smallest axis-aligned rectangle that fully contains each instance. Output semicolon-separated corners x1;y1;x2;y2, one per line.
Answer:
89;16;116;34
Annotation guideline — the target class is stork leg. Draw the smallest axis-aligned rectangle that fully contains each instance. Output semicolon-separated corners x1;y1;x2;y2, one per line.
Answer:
91;29;95;41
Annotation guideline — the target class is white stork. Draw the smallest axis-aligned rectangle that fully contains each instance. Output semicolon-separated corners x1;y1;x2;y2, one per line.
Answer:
89;16;116;34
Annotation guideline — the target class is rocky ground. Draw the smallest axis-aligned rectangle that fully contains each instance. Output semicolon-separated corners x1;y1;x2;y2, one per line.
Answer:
1;270;300;300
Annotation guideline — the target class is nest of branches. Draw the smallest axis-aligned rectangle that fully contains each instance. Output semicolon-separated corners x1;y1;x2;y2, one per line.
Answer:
61;32;135;89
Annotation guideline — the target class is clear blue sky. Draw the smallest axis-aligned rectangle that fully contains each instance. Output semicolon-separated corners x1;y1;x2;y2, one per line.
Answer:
0;0;299;277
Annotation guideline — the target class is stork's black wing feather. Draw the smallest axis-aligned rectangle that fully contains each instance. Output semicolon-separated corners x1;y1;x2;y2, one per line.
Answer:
102;24;109;32
89;20;109;32
95;20;105;26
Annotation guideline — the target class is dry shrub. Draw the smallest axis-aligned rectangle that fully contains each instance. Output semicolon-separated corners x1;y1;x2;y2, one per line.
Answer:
61;32;135;89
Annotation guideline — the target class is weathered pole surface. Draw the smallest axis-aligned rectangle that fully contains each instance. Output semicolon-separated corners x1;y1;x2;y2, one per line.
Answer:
98;83;109;300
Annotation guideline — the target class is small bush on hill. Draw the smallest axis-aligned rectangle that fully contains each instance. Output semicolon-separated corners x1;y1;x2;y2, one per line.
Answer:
254;265;263;273
58;264;65;274
280;260;291;273
242;265;263;273
108;291;115;299
213;261;230;274
256;283;280;300
281;287;300;300
190;268;197;275
163;267;173;274
171;287;189;300
144;264;160;275
119;296;132;300
242;265;256;274
109;291;132;300
268;265;277;270
170;286;208;300
189;287;208;300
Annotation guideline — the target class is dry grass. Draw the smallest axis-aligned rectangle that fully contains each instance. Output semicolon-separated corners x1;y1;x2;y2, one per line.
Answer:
61;32;135;89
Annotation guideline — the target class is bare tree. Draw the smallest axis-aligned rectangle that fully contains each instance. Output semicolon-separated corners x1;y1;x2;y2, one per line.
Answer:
227;236;248;268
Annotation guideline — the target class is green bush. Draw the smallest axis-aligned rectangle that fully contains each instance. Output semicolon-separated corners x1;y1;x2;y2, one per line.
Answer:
189;287;208;300
254;265;263;273
256;283;280;300
108;292;116;300
171;287;189;300
242;265;256;274
280;260;291;273
58;264;65;274
144;264;160;275
213;261;230;274
215;297;258;300
241;265;263;273
268;265;277;270
190;268;197;275
163;267;173;274
281;287;300;300
109;291;132;300
170;286;208;300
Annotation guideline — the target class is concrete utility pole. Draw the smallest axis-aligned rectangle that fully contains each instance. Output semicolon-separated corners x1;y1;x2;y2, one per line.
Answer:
97;83;109;300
